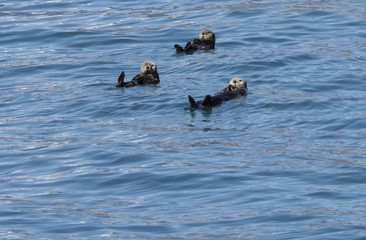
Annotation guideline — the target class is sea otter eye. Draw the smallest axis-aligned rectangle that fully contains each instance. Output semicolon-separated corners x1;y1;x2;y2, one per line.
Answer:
233;80;237;84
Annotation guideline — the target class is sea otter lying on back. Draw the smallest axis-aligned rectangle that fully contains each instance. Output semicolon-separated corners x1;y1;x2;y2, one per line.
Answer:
174;30;216;54
188;77;248;110
116;61;160;88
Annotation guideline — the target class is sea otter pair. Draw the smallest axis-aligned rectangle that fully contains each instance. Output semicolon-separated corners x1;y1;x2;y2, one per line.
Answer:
115;30;248;109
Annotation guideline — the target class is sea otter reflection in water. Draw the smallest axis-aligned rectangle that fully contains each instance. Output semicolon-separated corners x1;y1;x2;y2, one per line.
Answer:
116;61;160;88
188;77;248;110
174;30;216;54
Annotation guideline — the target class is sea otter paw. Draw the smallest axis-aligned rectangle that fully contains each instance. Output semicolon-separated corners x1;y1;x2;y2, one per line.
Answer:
188;95;198;108
174;44;185;53
184;41;195;53
116;71;125;87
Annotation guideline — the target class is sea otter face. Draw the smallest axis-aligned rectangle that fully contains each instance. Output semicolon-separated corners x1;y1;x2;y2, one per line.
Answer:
140;61;157;75
229;77;247;90
199;30;215;42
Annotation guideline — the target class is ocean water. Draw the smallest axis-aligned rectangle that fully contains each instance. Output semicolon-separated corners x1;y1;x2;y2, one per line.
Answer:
1;0;366;239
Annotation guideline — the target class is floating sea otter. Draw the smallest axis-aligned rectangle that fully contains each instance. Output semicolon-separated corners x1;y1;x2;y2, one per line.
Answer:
188;77;248;110
174;30;216;54
116;61;160;88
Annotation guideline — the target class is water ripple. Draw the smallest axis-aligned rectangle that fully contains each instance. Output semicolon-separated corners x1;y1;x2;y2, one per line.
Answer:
1;0;366;239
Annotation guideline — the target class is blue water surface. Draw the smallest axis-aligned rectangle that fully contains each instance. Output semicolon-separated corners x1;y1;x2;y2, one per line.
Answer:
1;0;366;239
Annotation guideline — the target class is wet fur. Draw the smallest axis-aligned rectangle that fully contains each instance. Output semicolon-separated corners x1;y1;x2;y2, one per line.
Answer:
174;30;216;54
188;78;248;109
116;61;160;88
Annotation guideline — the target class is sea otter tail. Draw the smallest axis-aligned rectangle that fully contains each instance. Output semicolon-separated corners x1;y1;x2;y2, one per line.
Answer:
116;71;125;87
188;95;198;108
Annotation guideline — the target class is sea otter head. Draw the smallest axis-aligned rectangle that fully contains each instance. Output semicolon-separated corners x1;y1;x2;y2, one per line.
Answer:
140;61;157;76
199;30;216;43
229;77;247;90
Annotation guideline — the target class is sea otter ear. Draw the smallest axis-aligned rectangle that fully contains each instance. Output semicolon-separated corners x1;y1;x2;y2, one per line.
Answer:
116;71;125;87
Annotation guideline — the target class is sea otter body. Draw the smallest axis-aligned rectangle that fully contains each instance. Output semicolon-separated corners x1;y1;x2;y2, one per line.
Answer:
116;61;159;88
188;77;248;109
174;30;216;54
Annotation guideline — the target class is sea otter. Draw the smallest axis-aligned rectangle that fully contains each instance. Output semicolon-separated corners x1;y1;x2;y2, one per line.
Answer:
116;61;160;88
174;30;216;54
188;77;248;109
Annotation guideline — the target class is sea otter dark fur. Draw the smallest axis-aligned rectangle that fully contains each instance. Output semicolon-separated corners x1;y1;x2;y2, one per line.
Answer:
116;61;159;88
188;77;248;109
174;30;215;54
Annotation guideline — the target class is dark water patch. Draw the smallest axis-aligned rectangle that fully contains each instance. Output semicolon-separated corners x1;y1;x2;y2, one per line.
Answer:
111;153;152;165
306;190;356;200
